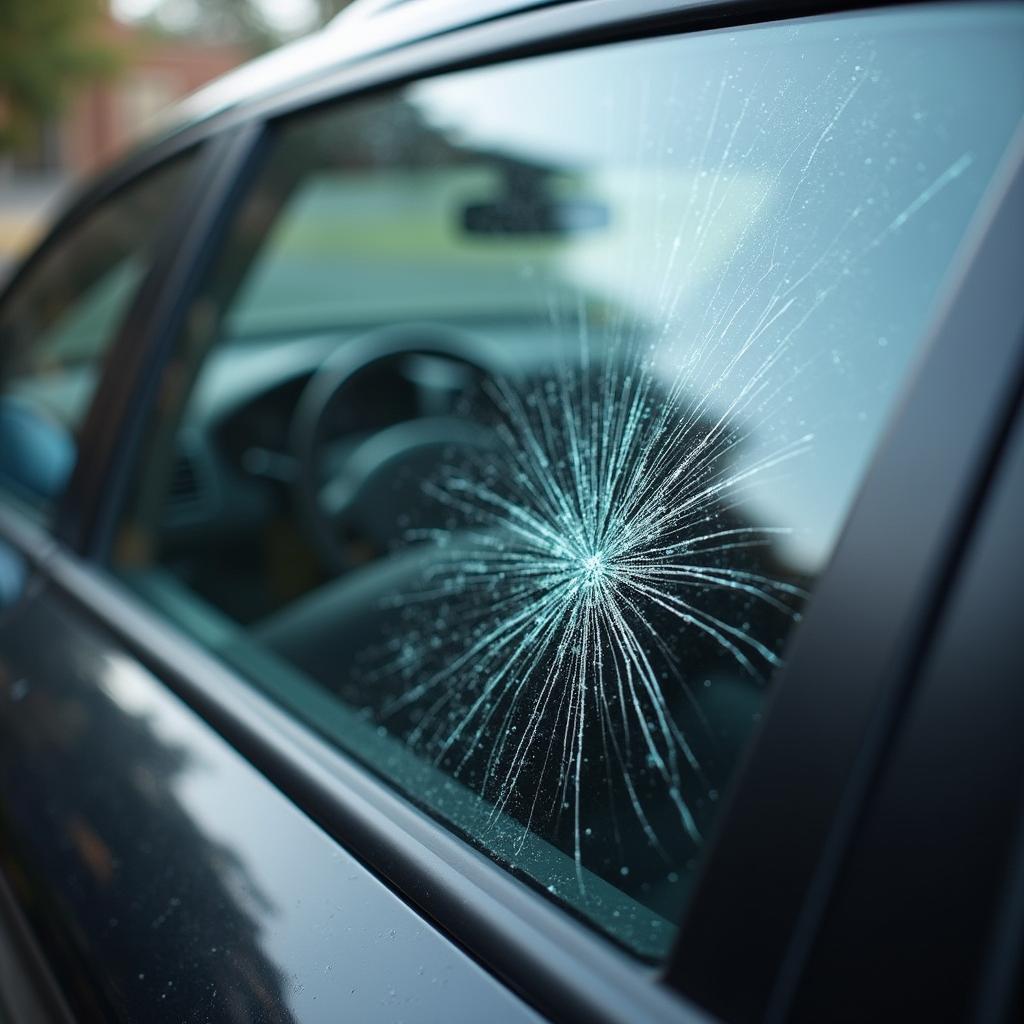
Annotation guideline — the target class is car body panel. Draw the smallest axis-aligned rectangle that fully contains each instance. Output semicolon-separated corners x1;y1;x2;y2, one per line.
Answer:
0;572;546;1024
0;503;713;1024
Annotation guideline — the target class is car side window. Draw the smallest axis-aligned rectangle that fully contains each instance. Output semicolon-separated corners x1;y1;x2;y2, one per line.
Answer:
0;157;195;519
110;6;1024;957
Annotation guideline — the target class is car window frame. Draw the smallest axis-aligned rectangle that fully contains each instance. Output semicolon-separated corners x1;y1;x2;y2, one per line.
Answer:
784;366;1024;1024
51;127;262;556
0;2;1021;1023
0;135;227;539
0;145;211;527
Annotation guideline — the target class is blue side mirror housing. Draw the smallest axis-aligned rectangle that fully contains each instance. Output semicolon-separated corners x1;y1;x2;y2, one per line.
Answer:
0;396;76;508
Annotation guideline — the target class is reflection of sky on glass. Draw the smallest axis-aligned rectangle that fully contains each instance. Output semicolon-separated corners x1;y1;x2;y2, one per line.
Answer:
413;5;1024;570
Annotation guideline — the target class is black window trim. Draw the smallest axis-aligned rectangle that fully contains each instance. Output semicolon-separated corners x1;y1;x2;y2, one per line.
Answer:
784;372;1024;1023
54;123;266;557
0;132;244;545
0;2;1021;1023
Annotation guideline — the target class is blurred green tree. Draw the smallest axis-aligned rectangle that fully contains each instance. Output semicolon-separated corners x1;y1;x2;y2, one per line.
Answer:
0;0;121;153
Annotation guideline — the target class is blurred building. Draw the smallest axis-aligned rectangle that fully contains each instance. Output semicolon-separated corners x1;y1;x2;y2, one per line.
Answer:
54;18;246;177
0;16;246;273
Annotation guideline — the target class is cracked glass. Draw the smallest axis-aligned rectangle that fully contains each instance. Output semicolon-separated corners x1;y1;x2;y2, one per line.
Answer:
112;5;1024;957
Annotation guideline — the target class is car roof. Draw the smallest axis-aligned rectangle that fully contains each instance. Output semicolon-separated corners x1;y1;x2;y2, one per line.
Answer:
158;0;561;138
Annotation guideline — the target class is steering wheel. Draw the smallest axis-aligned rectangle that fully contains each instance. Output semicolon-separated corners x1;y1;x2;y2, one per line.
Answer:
290;323;494;574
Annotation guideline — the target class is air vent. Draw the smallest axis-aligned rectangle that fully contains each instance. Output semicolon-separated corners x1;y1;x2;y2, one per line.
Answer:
167;452;201;507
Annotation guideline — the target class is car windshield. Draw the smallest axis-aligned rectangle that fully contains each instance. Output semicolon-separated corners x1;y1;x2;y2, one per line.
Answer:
113;4;1024;958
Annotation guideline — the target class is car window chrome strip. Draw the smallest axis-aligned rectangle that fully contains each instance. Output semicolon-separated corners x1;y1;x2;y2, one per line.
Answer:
28;542;712;1024
0;502;56;568
668;122;1024;1023
56;122;266;558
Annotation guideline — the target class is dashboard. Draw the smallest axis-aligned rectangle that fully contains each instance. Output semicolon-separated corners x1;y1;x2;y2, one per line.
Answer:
151;322;575;622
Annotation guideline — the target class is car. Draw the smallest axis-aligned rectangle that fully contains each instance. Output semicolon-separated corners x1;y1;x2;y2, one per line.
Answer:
1;0;1023;1020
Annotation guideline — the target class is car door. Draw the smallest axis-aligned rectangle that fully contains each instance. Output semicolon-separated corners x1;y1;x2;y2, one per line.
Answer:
0;125;549;1024
2;2;1023;1023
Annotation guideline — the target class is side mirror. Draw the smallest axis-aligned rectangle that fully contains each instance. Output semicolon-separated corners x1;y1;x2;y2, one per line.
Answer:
0;396;76;507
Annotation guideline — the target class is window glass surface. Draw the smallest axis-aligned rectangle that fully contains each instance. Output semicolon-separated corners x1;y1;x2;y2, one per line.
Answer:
111;6;1024;957
0;157;194;517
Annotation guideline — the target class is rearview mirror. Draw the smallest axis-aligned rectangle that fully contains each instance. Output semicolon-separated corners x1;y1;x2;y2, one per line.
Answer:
461;195;610;236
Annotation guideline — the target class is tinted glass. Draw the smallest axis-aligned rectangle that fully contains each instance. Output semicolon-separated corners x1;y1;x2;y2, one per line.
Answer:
112;6;1024;956
0;157;194;516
